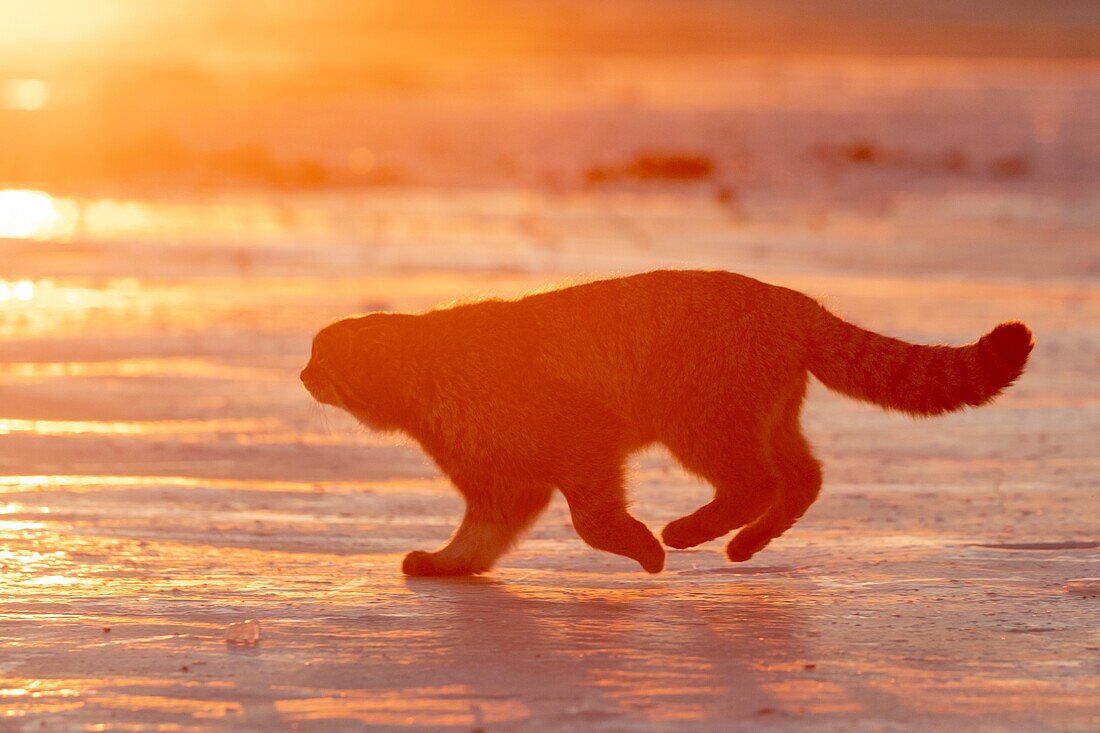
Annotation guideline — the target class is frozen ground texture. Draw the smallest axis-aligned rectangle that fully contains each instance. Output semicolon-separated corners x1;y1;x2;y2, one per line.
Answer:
1;61;1099;732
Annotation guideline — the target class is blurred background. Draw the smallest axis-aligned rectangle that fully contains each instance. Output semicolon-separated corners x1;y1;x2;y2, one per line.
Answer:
2;0;1098;277
2;0;1099;196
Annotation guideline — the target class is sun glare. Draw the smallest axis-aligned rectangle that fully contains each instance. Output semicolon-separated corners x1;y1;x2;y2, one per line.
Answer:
0;0;125;49
1;79;50;110
0;190;61;238
0;280;36;302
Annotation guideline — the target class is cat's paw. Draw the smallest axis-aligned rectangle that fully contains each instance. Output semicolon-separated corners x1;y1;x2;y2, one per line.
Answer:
401;550;482;576
638;550;665;574
725;545;759;563
661;517;706;550
634;535;666;574
725;533;771;563
402;550;445;576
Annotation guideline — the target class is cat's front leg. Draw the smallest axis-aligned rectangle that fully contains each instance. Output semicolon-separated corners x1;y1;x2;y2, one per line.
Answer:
558;466;665;573
402;483;553;577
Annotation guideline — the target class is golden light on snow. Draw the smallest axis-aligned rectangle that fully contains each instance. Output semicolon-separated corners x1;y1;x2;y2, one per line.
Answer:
1;79;50;110
0;190;61;238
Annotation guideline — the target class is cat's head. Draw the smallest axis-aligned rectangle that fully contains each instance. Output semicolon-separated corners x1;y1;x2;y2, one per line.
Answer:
301;313;409;427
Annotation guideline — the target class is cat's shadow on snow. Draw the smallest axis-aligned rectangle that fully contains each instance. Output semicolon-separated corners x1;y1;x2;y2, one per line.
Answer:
402;575;810;717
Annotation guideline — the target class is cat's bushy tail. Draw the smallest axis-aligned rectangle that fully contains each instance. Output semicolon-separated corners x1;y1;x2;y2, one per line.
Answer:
804;302;1033;417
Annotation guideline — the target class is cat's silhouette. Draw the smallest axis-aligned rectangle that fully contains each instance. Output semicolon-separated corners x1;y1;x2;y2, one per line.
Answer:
301;270;1033;576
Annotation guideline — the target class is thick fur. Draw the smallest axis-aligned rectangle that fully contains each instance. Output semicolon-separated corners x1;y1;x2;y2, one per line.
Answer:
301;270;1033;576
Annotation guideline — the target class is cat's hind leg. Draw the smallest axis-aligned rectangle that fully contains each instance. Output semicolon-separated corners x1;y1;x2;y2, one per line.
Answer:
660;429;778;551
558;464;665;573
726;419;821;563
402;482;553;577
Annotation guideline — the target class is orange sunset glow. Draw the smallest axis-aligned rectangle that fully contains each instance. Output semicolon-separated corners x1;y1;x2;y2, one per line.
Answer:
1;2;1098;732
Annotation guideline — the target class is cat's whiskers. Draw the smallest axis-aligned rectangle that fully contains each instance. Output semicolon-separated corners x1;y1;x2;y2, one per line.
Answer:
306;399;332;436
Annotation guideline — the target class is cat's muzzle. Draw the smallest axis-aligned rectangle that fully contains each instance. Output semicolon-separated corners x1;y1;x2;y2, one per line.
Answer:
300;366;341;407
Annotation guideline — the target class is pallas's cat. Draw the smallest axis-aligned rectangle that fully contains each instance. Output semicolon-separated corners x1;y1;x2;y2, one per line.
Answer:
301;270;1032;576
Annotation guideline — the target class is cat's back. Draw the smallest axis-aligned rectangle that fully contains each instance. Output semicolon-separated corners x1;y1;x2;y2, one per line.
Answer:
515;269;788;333
517;270;799;382
423;269;798;355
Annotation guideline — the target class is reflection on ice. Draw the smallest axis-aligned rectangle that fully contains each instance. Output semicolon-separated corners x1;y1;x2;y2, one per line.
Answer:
0;417;280;436
22;574;80;586
0;678;240;720
0;502;48;514
0;190;61;238
0;519;46;531
0;279;35;301
0;357;283;381
275;687;529;727
0;474;449;494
